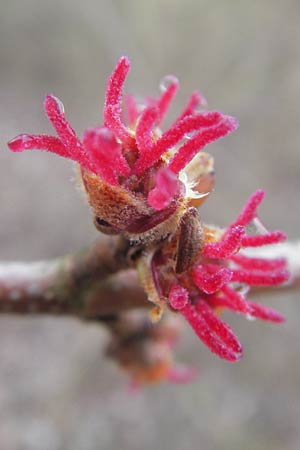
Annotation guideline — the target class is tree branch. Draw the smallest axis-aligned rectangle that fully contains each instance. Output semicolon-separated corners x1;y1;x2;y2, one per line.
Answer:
0;237;299;320
0;236;148;318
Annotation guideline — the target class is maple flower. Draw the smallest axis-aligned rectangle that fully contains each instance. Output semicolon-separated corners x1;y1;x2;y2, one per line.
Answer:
8;56;289;380
106;312;198;389
8;56;236;242
166;190;288;361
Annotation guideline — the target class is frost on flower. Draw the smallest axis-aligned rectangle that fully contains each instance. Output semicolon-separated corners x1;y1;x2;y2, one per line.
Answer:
8;56;289;383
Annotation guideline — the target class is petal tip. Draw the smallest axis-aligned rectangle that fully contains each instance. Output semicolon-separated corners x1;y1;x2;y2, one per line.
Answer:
44;94;65;114
8;134;30;152
224;114;239;131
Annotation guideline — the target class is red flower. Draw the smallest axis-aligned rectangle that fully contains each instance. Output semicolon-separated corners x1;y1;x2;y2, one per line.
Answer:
8;56;289;374
166;190;288;362
8;56;235;216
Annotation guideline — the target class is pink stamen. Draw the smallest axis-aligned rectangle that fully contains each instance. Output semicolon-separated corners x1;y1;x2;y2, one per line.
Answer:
168;115;238;174
104;106;136;147
104;56;130;106
103;56;135;147
83;127;130;185
214;288;285;323
174;90;207;123
220;285;250;314
125;94;139;125
9;97;95;174
192;264;232;294
231;190;265;227
8;134;69;157
180;302;243;361
230;268;289;286
169;284;189;310
43;95;86;160
195;299;243;358
242;231;287;247
203;225;245;259
135;106;157;155
246;301;285;323
147;167;180;210
134;111;223;176
156;75;179;124
230;254;287;271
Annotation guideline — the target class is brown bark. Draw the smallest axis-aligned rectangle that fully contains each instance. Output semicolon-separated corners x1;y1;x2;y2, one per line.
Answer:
0;237;299;321
0;236;148;318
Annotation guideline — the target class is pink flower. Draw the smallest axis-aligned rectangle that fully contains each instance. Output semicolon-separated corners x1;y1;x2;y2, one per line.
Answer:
8;56;289;372
166;190;288;361
8;56;236;220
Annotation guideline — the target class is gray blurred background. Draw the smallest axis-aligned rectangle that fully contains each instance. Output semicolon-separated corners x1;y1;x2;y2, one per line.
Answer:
0;0;299;449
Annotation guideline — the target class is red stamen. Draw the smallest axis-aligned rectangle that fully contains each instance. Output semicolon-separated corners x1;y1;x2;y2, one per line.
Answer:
181;302;243;361
208;291;285;323
83;127;130;185
169;284;189;310
104;56;130;106
156;75;179;124
246;301;285;323
230;254;287;271
135;106;157;155
195;299;243;357
174;90;207;123
43;95;83;158
8;134;69;158
148;167;180;210
220;285;250;314
231;190;265;227
203;225;245;259
134;111;223;176
242;231;287;247
230;268;289;286
103;56;135;147
192;264;232;294
125;94;139;125
168;115;238;174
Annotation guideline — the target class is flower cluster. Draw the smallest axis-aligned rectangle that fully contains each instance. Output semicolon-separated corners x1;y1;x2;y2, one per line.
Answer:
160;189;288;361
8;56;236;243
106;312;197;389
8;56;289;382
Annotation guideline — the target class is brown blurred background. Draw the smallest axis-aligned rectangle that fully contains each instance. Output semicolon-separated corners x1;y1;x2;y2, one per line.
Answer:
0;0;299;449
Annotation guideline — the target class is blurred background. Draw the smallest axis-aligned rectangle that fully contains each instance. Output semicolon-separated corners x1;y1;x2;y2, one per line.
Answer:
0;0;299;449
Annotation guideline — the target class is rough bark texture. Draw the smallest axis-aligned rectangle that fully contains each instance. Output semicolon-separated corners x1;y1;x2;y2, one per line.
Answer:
0;238;298;321
0;236;149;318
